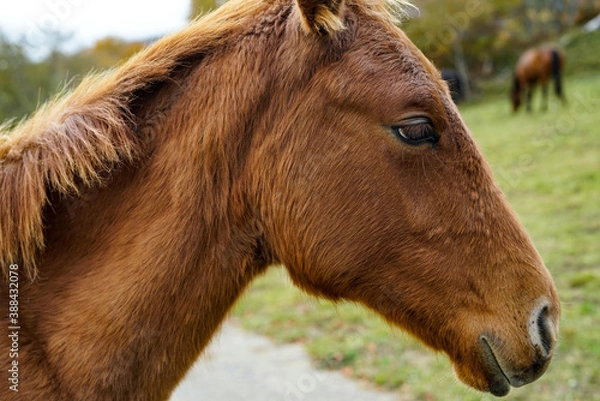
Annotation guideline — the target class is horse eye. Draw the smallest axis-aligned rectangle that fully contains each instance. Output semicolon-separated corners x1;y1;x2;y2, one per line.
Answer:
391;117;439;147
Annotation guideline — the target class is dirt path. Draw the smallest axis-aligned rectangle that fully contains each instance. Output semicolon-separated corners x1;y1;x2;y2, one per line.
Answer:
170;321;404;401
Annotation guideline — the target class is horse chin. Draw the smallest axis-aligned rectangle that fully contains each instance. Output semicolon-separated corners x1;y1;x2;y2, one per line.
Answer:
451;335;553;397
452;351;511;397
477;337;513;396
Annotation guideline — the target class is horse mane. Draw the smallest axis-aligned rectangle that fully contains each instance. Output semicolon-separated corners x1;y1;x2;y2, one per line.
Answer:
0;0;411;281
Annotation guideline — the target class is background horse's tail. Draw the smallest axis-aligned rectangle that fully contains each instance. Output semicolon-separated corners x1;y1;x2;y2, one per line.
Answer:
551;49;563;98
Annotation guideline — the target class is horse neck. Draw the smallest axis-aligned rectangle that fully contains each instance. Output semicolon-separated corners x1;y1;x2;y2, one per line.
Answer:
7;58;276;401
2;5;325;396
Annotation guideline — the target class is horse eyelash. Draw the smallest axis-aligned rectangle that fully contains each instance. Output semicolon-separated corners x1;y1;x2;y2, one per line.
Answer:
399;124;431;140
392;122;439;147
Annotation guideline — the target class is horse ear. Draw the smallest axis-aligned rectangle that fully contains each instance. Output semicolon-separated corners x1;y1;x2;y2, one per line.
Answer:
296;0;346;35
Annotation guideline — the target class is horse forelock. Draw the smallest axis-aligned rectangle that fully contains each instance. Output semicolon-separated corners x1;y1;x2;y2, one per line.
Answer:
0;0;412;281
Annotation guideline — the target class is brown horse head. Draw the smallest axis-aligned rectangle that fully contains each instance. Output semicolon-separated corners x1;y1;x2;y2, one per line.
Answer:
0;0;559;399
256;0;559;396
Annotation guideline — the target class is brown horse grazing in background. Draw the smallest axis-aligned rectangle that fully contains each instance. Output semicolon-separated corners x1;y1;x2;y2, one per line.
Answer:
511;45;566;112
0;0;559;399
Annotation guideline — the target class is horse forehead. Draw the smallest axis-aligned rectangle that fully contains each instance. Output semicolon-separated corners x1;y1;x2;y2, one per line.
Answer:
331;31;447;115
348;23;442;87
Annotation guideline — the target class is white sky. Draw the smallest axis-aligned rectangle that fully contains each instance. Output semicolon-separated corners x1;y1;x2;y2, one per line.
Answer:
0;0;190;55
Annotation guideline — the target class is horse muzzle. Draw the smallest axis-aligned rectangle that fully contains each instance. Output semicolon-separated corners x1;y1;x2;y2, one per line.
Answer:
478;299;558;396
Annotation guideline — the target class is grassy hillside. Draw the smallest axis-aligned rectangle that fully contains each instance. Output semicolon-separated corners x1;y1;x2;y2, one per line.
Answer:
562;28;600;76
232;73;600;400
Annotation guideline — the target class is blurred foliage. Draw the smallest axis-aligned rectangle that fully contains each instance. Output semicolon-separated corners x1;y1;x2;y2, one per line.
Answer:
189;0;222;19
0;33;145;125
79;37;145;67
404;0;600;84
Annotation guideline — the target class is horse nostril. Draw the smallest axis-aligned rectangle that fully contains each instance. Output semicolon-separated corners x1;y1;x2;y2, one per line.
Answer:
537;306;553;355
531;304;555;357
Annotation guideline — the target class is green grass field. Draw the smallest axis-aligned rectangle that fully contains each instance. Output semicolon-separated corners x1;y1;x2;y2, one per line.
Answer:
232;72;600;401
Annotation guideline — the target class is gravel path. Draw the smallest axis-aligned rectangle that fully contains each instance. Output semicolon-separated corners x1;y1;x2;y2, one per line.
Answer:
170;321;404;401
